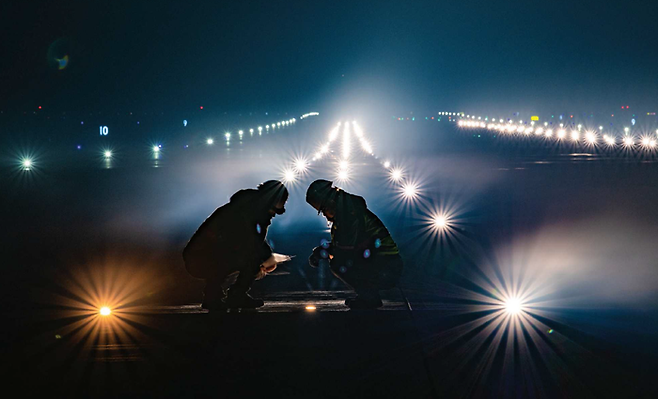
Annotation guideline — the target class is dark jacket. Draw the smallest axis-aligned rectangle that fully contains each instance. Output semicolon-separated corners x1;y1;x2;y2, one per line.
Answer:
183;189;273;278
330;190;399;265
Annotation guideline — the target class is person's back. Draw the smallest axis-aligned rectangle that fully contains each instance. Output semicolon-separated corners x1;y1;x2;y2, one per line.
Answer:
306;180;403;309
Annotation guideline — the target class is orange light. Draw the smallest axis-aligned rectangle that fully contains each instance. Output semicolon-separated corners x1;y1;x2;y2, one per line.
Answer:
305;306;316;311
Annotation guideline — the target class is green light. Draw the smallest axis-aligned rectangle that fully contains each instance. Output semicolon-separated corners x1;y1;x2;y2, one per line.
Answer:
548;329;554;334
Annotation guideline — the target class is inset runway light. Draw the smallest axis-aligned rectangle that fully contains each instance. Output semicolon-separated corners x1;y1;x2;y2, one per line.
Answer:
225;132;231;140
22;158;32;170
153;146;160;153
104;150;112;158
557;129;566;139
100;307;112;316
305;306;316;311
207;138;214;145
623;136;634;146
571;131;580;141
258;126;263;132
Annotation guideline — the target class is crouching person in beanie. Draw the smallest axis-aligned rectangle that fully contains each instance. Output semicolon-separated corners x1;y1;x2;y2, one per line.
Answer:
183;180;291;310
306;179;403;309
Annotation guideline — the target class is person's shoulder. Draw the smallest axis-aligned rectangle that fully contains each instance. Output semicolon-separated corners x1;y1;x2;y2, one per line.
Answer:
347;192;367;209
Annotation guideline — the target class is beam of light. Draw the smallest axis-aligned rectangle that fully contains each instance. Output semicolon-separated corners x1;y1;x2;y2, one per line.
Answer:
100;306;112;316
328;125;340;142
207;138;214;145
342;122;351;159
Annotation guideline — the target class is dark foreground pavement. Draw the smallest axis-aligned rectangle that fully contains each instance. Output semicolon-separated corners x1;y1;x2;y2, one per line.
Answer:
3;290;658;399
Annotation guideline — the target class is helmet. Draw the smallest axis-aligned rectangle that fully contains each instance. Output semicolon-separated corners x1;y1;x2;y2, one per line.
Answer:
257;180;289;212
306;179;334;212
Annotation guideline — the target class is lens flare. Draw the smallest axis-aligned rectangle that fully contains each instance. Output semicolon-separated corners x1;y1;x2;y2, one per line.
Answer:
99;307;112;316
207;138;214;145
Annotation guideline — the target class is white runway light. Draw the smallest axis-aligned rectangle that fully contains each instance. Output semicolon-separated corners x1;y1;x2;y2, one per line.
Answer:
504;297;524;315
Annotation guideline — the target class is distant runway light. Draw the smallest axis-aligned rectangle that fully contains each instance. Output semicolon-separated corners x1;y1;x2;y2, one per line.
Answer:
305;306;316;311
258;126;263;132
104;150;112;158
623;136;634;146
557;129;566;139
153;146;160;153
294;158;308;172
383;161;391;168
225;132;231;140
390;168;403;182
207;138;214;145
401;183;418;199
585;132;596;144
283;169;296;183
433;214;448;229
22;158;32;169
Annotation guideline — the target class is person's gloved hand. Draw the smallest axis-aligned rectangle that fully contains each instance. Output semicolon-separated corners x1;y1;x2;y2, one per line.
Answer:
308;246;330;268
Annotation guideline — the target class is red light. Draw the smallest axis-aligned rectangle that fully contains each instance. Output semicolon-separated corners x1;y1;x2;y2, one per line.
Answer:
626;106;629;109
38;106;42;109
570;115;573;118
200;106;204;110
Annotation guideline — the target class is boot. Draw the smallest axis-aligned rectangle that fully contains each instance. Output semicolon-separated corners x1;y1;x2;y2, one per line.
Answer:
225;288;264;309
345;292;382;309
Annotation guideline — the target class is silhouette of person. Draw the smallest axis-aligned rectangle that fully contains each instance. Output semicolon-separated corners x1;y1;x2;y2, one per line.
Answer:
183;180;289;310
306;179;403;309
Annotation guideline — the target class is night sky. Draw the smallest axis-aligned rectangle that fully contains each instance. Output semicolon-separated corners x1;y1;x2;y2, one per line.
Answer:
3;1;658;115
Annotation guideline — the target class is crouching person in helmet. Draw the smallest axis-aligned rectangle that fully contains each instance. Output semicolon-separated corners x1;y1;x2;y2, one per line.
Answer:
183;180;289;310
306;179;403;309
